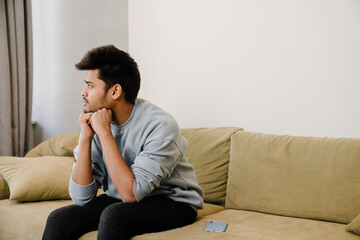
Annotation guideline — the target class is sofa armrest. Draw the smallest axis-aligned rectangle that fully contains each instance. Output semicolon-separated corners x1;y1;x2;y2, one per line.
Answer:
0;173;10;199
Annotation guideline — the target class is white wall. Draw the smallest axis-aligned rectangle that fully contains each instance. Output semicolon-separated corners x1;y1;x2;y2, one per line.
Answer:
32;0;128;145
129;0;360;138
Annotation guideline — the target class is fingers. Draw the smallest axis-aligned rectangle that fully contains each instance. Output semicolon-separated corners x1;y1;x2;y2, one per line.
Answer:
91;108;112;122
95;108;111;115
79;113;95;139
88;109;112;137
79;112;93;123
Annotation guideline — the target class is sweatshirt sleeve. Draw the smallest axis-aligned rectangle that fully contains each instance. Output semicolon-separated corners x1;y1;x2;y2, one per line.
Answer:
69;138;104;206
131;139;183;202
68;163;99;206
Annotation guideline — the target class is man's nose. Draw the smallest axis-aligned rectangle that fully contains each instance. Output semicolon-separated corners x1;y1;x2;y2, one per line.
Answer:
81;86;87;96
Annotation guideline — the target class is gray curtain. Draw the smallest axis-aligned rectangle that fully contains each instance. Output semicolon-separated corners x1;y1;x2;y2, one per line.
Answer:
0;0;33;156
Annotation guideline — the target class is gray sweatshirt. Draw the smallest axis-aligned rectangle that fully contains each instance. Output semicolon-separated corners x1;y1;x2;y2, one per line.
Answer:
69;99;204;211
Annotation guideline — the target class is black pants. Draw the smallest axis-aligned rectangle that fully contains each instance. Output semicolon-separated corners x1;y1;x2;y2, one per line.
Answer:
42;194;197;240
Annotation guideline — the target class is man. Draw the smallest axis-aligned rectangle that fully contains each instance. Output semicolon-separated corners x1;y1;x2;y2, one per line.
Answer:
42;45;204;240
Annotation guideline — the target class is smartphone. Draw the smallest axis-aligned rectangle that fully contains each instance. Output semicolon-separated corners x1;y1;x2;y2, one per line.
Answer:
204;221;228;232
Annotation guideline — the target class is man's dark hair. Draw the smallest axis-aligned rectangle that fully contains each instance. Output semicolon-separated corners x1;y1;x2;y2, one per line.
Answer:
75;45;141;104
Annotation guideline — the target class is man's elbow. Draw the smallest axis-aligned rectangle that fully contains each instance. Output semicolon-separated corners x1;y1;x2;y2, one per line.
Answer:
121;193;137;203
69;191;96;206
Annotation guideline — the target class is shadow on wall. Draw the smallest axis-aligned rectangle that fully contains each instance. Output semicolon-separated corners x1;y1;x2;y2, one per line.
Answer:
31;122;43;149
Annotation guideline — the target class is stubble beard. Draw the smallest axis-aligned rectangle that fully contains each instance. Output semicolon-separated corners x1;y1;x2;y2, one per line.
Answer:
82;93;107;114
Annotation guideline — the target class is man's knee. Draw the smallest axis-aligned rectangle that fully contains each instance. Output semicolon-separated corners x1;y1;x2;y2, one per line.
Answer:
43;208;69;240
43;205;83;240
99;203;130;226
98;202;132;239
46;207;69;227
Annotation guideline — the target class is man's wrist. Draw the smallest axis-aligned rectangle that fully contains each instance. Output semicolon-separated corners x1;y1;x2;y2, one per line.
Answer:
97;129;113;140
80;134;93;143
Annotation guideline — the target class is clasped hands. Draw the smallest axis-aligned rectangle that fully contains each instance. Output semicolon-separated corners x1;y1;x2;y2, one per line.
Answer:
79;108;112;139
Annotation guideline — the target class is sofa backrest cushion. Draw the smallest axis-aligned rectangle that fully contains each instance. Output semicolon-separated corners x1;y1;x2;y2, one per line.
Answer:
181;127;243;205
225;131;360;224
25;132;80;157
24;128;244;205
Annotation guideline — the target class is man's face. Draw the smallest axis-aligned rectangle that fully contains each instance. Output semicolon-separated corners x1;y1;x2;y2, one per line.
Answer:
81;69;109;113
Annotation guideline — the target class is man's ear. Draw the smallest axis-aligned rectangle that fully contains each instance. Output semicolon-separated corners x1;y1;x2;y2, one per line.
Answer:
111;84;122;99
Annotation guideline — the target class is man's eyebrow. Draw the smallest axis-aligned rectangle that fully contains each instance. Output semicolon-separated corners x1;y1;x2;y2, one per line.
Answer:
84;80;93;84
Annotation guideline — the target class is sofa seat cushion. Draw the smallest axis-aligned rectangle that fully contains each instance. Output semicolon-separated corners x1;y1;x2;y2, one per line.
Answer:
197;203;225;218
1;199;355;240
226;131;360;224
0;199;224;240
131;209;358;240
0;199;73;240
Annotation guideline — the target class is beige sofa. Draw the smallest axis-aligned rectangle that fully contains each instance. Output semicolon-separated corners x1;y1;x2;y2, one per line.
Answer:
1;127;360;239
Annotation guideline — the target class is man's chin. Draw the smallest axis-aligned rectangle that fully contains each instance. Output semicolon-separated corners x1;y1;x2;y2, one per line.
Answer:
83;107;103;114
83;108;94;114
